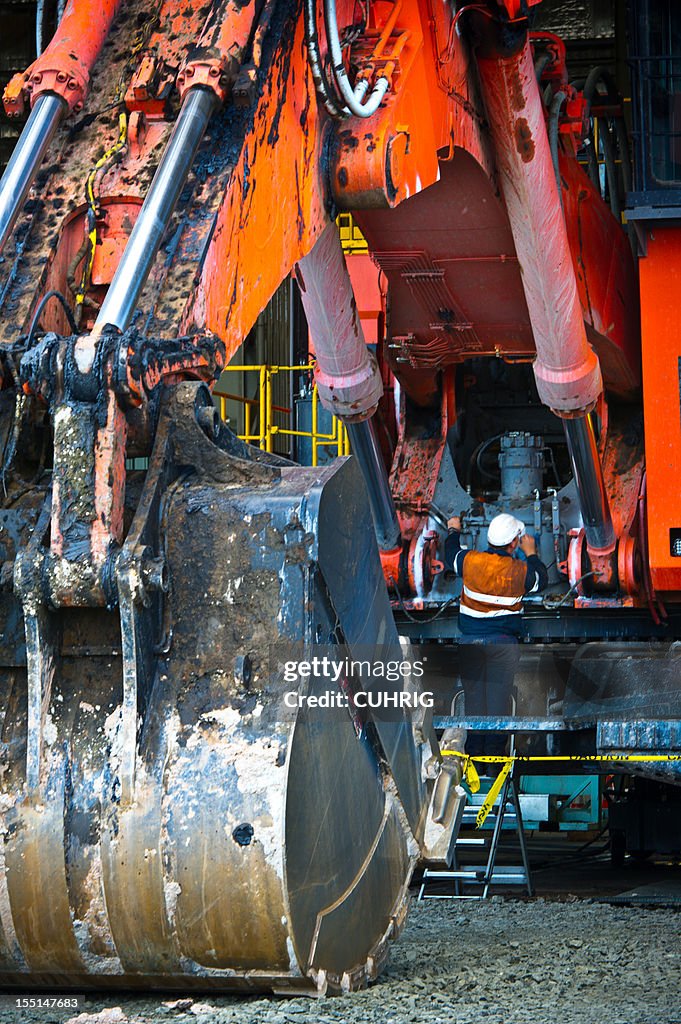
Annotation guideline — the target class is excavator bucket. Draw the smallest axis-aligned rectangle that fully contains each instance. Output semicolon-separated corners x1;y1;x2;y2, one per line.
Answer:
0;383;454;994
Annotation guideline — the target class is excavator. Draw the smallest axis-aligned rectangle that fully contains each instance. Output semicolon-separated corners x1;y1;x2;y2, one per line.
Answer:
0;0;679;996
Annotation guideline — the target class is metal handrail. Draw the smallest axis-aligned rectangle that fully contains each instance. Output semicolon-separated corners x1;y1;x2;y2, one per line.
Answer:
215;363;350;466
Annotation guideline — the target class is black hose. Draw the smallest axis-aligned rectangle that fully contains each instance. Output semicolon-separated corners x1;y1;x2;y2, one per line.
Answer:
470;433;504;486
583;66;616;107
26;289;77;346
303;0;344;117
582;67;627;216
534;53;550;83
389;575;455;623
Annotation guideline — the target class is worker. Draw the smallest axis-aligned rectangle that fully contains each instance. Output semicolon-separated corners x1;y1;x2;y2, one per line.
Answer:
444;513;548;768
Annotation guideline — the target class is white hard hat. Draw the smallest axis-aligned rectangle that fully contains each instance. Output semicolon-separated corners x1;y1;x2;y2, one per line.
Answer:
487;513;525;547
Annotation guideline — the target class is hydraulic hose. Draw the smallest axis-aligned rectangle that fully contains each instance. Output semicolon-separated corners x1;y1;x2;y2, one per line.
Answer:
304;0;344;116
323;0;390;118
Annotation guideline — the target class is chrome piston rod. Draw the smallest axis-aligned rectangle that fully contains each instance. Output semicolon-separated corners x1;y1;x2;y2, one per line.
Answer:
346;419;401;550
563;415;615;552
0;93;66;255
95;86;217;333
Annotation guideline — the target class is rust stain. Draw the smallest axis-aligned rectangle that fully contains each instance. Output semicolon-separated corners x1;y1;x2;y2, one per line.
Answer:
514;118;535;163
509;68;525;113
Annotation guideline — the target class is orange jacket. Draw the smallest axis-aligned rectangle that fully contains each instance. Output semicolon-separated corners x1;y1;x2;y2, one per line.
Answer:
444;529;548;635
460;550;528;619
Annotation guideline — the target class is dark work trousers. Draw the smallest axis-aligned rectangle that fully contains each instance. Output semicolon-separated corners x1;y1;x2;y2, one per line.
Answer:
458;636;520;762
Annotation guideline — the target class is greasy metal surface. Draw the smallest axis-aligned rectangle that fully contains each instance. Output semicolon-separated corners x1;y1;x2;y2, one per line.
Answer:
0;0;490;358
345;419;400;549
0;93;65;254
0;0;211;337
563;415;615;553
0;388;425;991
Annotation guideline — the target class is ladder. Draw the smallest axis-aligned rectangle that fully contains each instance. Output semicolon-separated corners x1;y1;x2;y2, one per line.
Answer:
418;763;534;900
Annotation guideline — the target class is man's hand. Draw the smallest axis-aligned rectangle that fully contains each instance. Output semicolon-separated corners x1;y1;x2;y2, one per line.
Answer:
447;516;461;532
519;532;537;556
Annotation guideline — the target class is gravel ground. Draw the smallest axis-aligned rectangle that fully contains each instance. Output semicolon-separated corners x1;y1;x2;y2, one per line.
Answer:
3;896;680;1024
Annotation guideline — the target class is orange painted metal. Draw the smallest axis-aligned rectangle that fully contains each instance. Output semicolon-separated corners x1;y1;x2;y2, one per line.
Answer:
379;544;404;594
124;56;176;118
177;0;262;103
188;7;328;351
3;0;122;117
345;254;384;346
0;0;651;606
639;227;681;595
559;151;641;400
188;0;489;355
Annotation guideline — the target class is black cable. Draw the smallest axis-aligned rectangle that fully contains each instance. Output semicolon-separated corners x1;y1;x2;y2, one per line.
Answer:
389;575;455;623
600;117;621;218
474;433;504;483
304;0;344;117
529;838;611;873
26;290;77;347
542;571;596;609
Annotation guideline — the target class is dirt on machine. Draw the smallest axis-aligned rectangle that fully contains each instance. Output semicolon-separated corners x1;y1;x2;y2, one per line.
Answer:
0;0;679;996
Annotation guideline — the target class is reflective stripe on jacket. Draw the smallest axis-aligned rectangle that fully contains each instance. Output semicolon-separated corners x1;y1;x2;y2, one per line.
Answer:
460;550;528;619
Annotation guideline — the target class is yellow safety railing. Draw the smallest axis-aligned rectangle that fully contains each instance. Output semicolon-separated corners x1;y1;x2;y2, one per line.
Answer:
337;212;368;253
213;364;350;467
